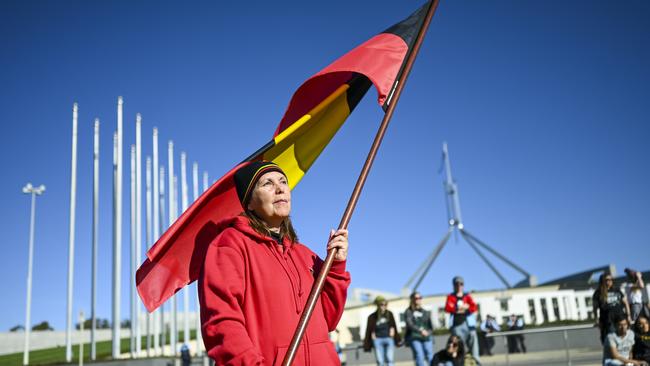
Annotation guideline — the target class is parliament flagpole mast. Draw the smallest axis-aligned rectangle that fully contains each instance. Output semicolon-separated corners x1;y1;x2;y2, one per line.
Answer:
282;1;440;364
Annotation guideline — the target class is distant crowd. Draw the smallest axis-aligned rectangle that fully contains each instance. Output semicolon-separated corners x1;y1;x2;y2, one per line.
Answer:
359;269;650;366
362;276;525;366
593;269;649;366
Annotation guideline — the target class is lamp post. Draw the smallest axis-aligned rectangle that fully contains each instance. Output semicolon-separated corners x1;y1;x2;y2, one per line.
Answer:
22;183;45;366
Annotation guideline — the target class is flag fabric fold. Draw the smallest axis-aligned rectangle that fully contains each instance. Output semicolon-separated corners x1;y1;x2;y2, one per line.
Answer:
136;1;433;312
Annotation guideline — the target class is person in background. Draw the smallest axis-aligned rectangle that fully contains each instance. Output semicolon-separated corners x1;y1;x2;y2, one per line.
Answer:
603;315;647;366
180;344;192;366
405;291;435;366
626;269;646;323
431;335;465;366
633;314;650;365
506;314;526;354
594;273;632;344
445;276;481;365
478;315;500;356
363;295;401;366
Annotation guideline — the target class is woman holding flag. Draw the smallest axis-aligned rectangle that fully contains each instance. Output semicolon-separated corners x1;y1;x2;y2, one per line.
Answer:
198;161;351;365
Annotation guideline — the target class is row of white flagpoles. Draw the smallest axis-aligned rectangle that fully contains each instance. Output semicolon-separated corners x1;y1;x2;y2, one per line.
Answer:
58;97;208;364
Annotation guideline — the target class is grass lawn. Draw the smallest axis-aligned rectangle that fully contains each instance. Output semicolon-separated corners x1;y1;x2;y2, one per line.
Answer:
0;330;195;366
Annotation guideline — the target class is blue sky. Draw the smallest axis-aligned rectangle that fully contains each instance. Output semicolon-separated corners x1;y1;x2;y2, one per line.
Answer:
1;0;648;331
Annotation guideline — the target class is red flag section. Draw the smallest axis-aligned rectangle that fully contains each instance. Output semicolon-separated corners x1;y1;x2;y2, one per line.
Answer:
137;1;432;312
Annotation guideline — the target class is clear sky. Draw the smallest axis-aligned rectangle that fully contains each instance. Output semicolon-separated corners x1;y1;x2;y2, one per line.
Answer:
1;0;648;332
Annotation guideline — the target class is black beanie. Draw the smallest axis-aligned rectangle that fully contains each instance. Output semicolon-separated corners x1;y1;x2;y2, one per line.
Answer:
234;161;286;208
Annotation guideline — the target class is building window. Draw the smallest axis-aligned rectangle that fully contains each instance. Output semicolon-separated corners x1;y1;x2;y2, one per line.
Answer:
585;296;594;319
540;298;549;323
528;299;536;324
574;297;581;319
500;299;509;312
552;298;560;320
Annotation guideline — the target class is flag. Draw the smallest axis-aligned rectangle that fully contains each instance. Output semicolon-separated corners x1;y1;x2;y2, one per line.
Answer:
137;1;434;312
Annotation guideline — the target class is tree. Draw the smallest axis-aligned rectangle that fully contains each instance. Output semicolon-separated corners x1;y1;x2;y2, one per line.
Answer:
10;325;24;332
121;319;131;329
32;321;53;331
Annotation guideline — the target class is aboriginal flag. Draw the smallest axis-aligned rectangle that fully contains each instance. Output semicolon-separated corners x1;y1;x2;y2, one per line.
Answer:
137;1;436;312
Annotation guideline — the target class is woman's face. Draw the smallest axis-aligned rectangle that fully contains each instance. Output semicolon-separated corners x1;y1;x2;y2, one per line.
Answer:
638;317;650;333
604;276;613;289
616;319;628;335
247;171;291;228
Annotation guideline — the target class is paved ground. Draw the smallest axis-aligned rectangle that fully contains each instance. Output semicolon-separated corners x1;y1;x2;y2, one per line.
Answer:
344;347;602;366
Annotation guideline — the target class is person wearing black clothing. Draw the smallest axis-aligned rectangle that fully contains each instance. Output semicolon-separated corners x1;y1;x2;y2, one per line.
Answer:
593;273;632;344
634;314;650;364
431;335;465;366
364;296;401;366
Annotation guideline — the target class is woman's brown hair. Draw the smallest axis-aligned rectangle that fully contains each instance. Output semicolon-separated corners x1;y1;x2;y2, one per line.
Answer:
598;273;611;304
241;210;299;243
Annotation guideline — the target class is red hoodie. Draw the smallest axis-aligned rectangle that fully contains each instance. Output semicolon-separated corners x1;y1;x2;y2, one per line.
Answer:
199;215;351;365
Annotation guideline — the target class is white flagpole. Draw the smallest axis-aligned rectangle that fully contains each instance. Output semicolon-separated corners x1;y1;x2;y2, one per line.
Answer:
65;102;78;363
145;156;152;357
180;153;190;345
202;172;208;193
168;142;177;355
22;183;45;366
112;97;123;359
192;162;204;356
91;119;99;361
158;166;167;356
152;128;160;355
129;145;136;358
135;114;142;356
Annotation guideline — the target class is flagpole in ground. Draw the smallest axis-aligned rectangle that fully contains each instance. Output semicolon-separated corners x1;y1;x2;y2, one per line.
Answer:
145;156;152;356
172;174;179;353
158;166;167;355
281;1;440;364
152;128;161;356
113;97;123;359
130;145;136;358
180;152;190;346
167;141;178;355
192;162;204;356
90;119;99;361
65;102;78;363
135;114;143;356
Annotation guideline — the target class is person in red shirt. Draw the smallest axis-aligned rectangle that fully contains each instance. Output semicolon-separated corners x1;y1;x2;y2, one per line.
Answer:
445;276;480;365
199;161;351;365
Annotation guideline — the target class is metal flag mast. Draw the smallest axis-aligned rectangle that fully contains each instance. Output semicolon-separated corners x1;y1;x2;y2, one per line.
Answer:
403;142;536;294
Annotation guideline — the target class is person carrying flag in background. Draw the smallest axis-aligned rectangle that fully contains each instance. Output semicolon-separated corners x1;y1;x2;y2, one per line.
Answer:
199;161;350;365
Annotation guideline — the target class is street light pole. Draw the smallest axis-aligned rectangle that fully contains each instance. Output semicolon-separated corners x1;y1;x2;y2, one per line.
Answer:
22;183;45;366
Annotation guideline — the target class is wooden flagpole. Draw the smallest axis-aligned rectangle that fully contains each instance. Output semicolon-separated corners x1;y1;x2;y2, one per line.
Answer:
282;0;441;364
